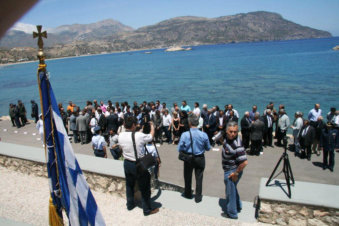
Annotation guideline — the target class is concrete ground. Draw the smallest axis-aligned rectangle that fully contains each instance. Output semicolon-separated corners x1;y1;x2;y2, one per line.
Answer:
0;119;338;204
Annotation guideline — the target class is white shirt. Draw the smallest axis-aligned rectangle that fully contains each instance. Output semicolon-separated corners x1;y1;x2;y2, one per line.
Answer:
118;131;153;161
226;109;239;118
198;117;204;129
292;117;303;130
89;117;98;128
219;117;224;126
145;144;158;158
92;135;106;150
193;107;201;116
308;108;322;122
162;114;172;127
109;134;119;149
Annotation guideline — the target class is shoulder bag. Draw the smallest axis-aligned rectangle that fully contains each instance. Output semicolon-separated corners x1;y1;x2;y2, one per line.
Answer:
178;130;194;163
132;132;156;175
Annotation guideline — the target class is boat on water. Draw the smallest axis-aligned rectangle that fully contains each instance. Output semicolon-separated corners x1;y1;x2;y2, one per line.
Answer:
165;46;192;52
333;45;339;51
144;51;152;54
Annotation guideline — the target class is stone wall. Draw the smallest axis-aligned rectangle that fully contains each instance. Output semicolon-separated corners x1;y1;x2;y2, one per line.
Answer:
258;200;339;226
0;155;126;197
0;154;184;198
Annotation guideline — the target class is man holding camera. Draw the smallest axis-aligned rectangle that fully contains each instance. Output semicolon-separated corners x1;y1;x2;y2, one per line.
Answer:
178;114;210;203
118;117;159;216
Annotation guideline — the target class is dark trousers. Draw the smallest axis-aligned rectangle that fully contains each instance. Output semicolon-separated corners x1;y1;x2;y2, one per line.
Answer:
33;114;39;123
323;148;335;170
163;126;172;143
19;114;27;125
14;116;21;128
124;160;152;214
251;139;262;155
277;129;286;145
184;155;205;201
110;147;121;160
79;131;87;144
263;127;273;146
73;130;79;143
241;130;250;149
301;145;312;160
207;129;216;144
10;117;16;126
154;127;162;142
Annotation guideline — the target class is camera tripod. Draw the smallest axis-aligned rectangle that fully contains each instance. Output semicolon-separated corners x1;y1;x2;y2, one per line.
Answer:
266;137;295;198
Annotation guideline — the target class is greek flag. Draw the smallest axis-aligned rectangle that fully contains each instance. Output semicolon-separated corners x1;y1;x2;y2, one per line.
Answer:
39;70;105;226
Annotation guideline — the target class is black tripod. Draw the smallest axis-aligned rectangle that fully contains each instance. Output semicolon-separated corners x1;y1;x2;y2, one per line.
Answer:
266;136;295;198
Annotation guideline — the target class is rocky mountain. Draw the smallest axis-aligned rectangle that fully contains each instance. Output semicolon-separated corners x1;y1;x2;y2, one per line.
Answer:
0;19;133;48
108;11;331;50
0;11;332;63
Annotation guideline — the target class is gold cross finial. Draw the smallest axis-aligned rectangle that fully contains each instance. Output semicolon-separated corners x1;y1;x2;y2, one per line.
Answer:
33;25;47;50
33;25;47;67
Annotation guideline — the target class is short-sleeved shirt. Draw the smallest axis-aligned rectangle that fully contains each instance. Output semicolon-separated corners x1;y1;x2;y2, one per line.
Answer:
118;131;153;161
180;105;191;112
177;128;210;155
92;135;107;150
109;134;119;149
222;136;247;172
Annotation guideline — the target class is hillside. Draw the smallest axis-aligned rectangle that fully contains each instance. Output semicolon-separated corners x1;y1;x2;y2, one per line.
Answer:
0;11;332;63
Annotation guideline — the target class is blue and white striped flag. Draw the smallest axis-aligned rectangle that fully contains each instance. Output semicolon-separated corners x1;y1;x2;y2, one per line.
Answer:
39;69;105;226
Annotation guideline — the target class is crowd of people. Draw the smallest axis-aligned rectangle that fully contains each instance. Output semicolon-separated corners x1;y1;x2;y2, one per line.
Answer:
6;98;338;218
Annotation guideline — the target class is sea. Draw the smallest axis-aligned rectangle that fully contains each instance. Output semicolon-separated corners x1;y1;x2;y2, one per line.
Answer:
1;37;339;127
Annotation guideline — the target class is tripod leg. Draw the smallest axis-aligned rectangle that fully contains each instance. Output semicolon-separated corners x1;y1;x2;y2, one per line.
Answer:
286;156;295;184
283;158;292;198
266;154;284;186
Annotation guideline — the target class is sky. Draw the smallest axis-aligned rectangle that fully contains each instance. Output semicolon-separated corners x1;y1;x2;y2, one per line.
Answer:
17;0;339;36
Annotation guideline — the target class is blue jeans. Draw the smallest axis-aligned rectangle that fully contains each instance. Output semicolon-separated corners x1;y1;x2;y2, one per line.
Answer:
224;169;243;218
110;147;121;160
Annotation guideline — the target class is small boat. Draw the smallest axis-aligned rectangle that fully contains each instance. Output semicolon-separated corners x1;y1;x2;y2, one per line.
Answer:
144;51;152;54
165;46;192;52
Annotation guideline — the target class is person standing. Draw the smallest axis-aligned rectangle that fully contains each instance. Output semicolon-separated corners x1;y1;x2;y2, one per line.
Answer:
162;110;172;144
180;100;191;113
152;110;163;144
290;112;303;156
9;103;16;127
221;121;248;219
249;105;258;122
240;112;251;150
30;100;39;123
69;111;78;143
76;111;88;145
276;109;290;146
178;114;210;203
320;123;336;172
118;117;159;216
13;104;22;128
193;102;201;116
17;100;27;126
299;120;315;160
36;114;44;146
308;104;322;128
262;109;274;147
250;112;265;155
205;109;217;146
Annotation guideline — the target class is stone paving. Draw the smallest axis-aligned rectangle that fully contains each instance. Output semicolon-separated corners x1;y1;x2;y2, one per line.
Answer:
0;119;338;203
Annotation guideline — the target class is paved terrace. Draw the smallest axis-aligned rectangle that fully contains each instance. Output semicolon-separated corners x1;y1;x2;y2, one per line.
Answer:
0;119;338;203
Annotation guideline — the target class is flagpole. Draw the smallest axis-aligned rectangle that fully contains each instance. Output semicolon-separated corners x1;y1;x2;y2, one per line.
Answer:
33;25;64;226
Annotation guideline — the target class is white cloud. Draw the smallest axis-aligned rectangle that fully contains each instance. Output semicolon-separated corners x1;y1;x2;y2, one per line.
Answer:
10;22;54;34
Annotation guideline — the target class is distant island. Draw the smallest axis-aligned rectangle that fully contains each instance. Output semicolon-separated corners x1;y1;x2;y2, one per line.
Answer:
0;11;331;64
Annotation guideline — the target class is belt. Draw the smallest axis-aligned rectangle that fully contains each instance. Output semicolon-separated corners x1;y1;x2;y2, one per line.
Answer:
194;153;204;157
124;159;136;163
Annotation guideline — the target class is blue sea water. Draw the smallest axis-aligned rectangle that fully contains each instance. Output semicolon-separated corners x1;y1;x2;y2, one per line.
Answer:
1;37;339;125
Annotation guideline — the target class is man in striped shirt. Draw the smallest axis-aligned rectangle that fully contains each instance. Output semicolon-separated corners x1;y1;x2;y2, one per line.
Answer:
221;121;248;219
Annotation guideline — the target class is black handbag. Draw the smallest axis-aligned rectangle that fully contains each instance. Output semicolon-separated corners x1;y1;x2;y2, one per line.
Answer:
178;130;194;163
132;132;156;175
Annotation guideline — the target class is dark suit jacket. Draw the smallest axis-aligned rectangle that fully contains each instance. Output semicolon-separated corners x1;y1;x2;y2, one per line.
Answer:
207;113;217;132
298;125;315;146
227;116;239;124
98;114;107;132
262;114;274;132
241;116;251;132
106;113;119;132
217;115;228;130
250;119;265;141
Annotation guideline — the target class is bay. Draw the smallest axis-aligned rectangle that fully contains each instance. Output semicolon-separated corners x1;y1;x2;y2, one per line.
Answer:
1;37;339;125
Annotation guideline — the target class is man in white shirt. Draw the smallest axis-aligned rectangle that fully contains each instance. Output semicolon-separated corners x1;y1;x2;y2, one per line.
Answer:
225;104;239;119
290;111;303;156
308;104;322;127
162;110;172;144
193;102;201;116
118;116;159;216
